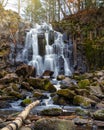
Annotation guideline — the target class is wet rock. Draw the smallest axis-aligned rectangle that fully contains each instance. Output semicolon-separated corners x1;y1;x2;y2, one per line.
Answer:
57;75;65;80
93;109;104;121
0;101;11;108
57;89;76;99
16;64;36;78
73;95;96;108
41;108;63;116
21;98;32;107
21;82;33;91
27;78;56;92
0;73;19;84
33;92;44;99
78;79;90;89
42;70;54;78
34;118;75;130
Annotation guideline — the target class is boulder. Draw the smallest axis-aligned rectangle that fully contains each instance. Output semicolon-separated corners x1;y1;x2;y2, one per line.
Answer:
57;89;76;99
34;118;75;130
16;64;36;78
73;95;96;108
90;86;104;98
33;92;44;99
41;108;63;116
27;78;56;92
42;70;54;78
57;75;65;80
78;79;90;89
75;89;90;96
93;109;104;121
21;82;33;91
0;73;19;84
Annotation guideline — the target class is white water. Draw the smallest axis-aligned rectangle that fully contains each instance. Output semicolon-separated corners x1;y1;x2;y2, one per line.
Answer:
22;23;72;77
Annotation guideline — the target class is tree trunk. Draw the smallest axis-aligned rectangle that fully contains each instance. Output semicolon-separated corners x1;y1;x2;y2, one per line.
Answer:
1;100;40;130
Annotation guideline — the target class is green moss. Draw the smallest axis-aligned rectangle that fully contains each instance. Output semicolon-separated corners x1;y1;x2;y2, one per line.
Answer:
78;79;90;89
22;98;32;105
57;89;76;99
41;108;63;116
93;109;104;121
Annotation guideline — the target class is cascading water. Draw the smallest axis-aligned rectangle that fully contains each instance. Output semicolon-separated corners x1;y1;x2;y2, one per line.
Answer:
22;23;72;77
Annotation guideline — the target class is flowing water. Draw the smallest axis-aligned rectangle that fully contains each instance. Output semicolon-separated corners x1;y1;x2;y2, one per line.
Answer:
20;23;72;77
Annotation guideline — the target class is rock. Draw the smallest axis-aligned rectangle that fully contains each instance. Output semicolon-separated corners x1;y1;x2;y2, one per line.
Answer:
0;101;11;108
33;92;44;99
93;109;104;121
41;108;63;116
27;78;56;92
8;90;23;99
78;79;90;89
42;70;54;78
34;118;75;130
96;102;104;109
75;89;90;96
75;108;89;116
57;75;65;80
0;70;7;78
10;83;20;92
16;64;36;78
94;120;104;128
19;126;31;130
21;82;33;91
21;98;32;107
0;73;19;84
73;95;96;108
57;89;76;99
53;95;68;105
90;86;104;98
74;117;91;125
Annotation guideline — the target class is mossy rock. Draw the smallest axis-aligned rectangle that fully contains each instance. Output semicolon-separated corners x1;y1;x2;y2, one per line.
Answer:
34;118;75;130
27;78;56;92
33;92;43;99
9;90;22;99
73;95;96;108
75;89;90;96
78;79;90;89
41;108;63;116
22;98;32;106
93;109;104;121
75;108;89;116
10;83;19;92
57;89;76;99
53;96;68;105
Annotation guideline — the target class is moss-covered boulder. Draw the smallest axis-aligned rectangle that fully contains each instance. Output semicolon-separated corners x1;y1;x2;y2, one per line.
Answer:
34;118;75;130
27;78;56;92
57;75;65;80
21;82;33;91
57;89;76;99
78;79;90;89
93;109;104;121
75;108;89;116
41;108;63;116
53;95;68;105
21;98;32;107
73;95;96;108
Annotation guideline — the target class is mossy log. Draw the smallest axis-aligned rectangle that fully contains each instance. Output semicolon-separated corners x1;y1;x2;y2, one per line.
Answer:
1;100;40;130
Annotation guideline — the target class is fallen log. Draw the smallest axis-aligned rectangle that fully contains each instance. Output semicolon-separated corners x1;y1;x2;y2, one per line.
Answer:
1;100;40;130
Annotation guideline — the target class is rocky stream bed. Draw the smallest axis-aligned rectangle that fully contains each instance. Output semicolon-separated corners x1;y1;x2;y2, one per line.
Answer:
0;64;104;130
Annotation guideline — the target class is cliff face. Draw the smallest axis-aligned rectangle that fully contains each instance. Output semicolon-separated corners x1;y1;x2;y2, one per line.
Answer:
52;7;104;73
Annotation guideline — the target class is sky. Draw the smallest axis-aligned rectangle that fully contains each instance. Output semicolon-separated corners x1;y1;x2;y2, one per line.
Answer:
5;0;26;16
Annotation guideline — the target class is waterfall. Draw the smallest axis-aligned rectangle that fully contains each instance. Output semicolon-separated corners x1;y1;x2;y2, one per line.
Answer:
21;23;72;77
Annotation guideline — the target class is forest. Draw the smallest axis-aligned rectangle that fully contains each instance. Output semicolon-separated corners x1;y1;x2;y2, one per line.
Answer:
0;0;104;130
